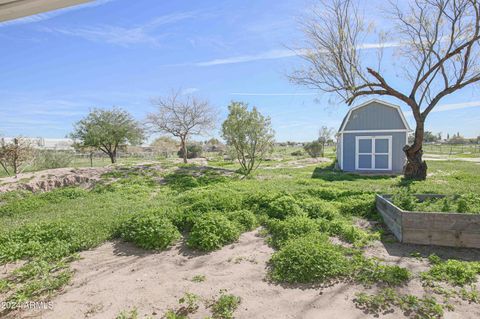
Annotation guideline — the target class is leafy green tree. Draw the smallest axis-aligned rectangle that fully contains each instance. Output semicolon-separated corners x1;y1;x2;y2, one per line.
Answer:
423;131;441;143
221;102;275;176
70;107;144;163
304;140;322;158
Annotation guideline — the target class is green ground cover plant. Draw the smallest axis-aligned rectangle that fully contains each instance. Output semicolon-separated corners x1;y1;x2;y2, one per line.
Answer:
354;288;445;318
1;159;480;316
421;259;480;286
118;213;181;250
392;190;480;214
210;290;241;319
187;212;240;251
269;233;350;283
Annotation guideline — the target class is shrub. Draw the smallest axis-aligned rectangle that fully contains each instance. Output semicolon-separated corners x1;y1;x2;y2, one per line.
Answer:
226;210;257;232
303;141;322;158
187;212;240;251
269;234;349;283
267;215;319;248
177;144;203;159
290;150;303;156
265;194;304;220
298;198;339;220
118;214;181;250
34;150;74;170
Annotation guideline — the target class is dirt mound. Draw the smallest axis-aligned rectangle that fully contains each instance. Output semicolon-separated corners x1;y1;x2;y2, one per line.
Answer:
0;167;112;193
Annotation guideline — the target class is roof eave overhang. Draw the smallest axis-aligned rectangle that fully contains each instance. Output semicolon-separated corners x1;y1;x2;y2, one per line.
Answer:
0;0;91;23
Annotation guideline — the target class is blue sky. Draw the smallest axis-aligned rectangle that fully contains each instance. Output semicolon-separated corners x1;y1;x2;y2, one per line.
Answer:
0;0;479;142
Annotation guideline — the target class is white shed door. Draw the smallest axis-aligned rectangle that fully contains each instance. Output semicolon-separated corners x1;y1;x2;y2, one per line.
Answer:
355;136;392;170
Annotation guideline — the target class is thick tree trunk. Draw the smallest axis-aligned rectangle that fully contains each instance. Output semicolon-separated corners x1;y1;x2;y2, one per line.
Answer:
181;138;188;164
403;120;427;180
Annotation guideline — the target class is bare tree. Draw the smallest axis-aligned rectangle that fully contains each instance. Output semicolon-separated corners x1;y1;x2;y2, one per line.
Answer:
147;91;217;163
318;126;335;157
290;0;480;179
0;137;36;178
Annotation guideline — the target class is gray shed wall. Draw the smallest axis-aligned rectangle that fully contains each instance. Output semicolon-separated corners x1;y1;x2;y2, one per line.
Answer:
344;102;406;131
342;132;407;173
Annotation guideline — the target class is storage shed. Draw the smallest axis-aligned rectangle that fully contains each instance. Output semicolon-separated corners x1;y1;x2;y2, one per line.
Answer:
337;99;412;174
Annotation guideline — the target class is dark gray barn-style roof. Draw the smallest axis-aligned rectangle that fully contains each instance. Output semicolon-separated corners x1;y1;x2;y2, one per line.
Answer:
338;99;411;133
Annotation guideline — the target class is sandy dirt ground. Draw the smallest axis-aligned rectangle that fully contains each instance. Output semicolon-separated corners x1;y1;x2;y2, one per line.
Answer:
12;230;480;319
0;167;112;193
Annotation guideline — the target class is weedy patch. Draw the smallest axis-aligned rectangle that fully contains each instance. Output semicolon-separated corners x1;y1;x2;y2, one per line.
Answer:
190;275;206;283
421;259;480;286
209;290;241;319
354;289;446;319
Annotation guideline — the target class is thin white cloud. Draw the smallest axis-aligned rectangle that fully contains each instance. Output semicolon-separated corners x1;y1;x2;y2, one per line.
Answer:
195;49;295;66
404;101;480;116
41;24;162;46
231;92;317;96
181;88;200;95
39;11;199;47
432;101;480;113
194;41;401;67
0;0;117;27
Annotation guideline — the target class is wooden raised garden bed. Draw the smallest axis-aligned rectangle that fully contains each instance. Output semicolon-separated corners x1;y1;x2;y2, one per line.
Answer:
376;194;480;249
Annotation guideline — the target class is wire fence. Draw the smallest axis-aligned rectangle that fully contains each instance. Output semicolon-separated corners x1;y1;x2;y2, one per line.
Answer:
423;143;480;155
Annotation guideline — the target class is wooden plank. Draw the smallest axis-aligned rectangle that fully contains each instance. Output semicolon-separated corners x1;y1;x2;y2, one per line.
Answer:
403;228;480;248
403;213;480;233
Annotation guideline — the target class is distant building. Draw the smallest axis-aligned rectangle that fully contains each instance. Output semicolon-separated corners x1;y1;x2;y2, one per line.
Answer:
337;99;412;174
2;137;74;151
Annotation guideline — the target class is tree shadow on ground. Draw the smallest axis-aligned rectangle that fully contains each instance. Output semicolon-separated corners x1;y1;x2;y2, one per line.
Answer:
311;164;398;182
380;233;480;261
112;240;152;257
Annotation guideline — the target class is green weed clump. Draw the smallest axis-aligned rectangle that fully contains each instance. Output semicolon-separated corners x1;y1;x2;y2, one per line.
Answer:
164;169;229;191
297;197;340;220
1;257;75;306
354;289;445;319
264;194;304;220
269;234;349;283
391;188;417;211
179;188;244;214
118;213;181;250
316;218;379;247
0;221;88;263
226;209;257;232
353;256;411;286
187;212;240;251
266;215;319;248
421;259;480;286
211;290;241;319
337;194;376;218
